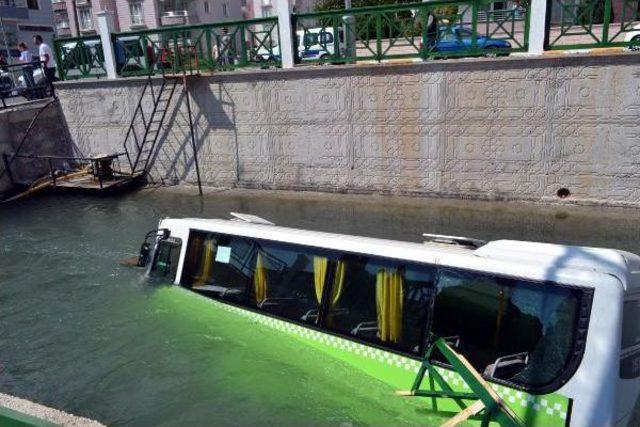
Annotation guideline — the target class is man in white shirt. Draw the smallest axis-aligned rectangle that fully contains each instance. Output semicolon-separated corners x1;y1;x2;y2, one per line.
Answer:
33;35;56;84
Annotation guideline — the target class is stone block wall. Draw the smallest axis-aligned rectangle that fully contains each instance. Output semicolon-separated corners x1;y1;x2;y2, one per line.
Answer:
55;53;640;207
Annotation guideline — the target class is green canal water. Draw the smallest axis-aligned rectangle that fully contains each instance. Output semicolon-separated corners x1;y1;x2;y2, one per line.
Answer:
2;188;640;426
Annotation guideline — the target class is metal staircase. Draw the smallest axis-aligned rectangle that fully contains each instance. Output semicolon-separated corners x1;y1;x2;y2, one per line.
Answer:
122;72;179;177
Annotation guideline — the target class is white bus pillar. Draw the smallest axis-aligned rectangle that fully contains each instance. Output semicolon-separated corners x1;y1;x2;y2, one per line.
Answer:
527;0;548;55
96;11;118;79
276;1;295;68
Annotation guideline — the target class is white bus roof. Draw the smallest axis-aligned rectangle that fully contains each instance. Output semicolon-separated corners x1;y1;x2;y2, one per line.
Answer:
160;217;640;293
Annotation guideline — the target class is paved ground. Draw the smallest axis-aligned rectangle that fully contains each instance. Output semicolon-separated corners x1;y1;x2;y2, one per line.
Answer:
0;393;105;426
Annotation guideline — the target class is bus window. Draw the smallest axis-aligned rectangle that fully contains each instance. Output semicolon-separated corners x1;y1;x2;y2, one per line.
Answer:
181;231;256;304
432;270;588;390
150;238;182;282
249;240;336;325
324;256;436;354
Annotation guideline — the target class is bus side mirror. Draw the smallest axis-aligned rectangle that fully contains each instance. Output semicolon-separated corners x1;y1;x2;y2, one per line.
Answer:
138;242;151;267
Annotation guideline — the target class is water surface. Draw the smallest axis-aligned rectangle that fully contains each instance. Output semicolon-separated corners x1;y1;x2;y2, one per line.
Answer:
2;188;640;426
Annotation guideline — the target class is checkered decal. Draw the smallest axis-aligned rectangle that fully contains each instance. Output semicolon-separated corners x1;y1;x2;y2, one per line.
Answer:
192;293;569;422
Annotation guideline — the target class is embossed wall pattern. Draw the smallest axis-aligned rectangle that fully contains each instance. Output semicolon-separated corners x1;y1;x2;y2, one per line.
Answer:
55;55;640;207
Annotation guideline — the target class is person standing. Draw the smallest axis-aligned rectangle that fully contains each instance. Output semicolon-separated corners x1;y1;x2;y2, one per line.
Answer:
18;42;35;92
33;35;56;84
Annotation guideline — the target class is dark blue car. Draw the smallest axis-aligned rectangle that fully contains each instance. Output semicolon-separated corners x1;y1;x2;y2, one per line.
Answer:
433;26;511;55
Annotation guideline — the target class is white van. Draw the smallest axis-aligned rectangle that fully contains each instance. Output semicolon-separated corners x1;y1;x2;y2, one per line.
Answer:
258;27;344;62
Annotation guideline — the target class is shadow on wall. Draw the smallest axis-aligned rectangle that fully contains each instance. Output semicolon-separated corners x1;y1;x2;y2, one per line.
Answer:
147;80;237;186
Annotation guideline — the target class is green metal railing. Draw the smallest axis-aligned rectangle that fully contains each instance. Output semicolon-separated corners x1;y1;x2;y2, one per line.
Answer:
112;17;280;77
292;0;528;63
548;0;640;49
54;35;106;80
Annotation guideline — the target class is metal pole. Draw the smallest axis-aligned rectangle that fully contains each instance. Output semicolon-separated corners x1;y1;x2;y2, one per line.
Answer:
343;0;356;62
2;153;14;185
0;16;12;65
183;75;202;196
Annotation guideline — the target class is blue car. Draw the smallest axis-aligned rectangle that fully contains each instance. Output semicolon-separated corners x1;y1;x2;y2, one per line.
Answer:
433;26;511;55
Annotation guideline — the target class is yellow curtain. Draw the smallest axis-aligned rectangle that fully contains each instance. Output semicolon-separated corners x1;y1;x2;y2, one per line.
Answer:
254;252;268;305
313;256;328;304
376;269;404;344
331;260;346;307
194;238;216;286
313;258;346;308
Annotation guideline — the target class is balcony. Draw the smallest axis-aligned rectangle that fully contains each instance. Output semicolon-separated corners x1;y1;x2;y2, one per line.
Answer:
52;0;66;12
161;10;189;26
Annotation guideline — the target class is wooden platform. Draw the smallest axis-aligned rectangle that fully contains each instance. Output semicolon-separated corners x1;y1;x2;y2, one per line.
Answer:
52;172;144;193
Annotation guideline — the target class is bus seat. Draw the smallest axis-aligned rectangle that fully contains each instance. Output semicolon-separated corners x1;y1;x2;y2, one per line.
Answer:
483;352;529;380
351;321;378;337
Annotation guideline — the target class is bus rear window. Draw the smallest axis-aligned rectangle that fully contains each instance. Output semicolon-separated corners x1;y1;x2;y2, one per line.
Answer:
432;270;588;389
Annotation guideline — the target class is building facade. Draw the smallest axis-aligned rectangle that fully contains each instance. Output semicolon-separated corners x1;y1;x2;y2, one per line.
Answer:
246;0;320;18
0;0;55;59
52;0;243;38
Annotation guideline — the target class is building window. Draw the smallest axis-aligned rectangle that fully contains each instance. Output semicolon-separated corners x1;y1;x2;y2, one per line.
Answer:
26;0;38;9
222;2;227;17
129;2;144;26
261;7;272;17
203;0;208;14
78;7;92;30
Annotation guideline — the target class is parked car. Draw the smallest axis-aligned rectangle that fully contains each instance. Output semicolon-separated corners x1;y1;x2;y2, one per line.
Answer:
431;26;511;55
258;27;344;62
624;24;640;50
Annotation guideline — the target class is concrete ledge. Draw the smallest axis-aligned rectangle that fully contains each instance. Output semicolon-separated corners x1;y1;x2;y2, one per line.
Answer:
0;393;104;426
54;50;640;88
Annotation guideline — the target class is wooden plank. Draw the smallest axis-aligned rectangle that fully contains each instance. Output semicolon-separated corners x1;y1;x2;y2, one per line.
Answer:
440;400;485;427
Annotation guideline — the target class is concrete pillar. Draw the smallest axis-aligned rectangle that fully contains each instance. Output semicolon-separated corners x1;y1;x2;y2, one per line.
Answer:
527;0;547;55
342;0;356;62
276;0;294;68
96;11;118;79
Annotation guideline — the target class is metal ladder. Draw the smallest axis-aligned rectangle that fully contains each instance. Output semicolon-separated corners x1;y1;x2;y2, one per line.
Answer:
122;71;178;176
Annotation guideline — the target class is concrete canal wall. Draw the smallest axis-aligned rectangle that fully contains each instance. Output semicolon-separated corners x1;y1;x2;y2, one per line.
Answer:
0;100;75;194
55;53;640;207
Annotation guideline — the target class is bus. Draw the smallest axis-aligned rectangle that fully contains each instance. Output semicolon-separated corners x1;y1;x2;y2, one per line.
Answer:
136;213;640;426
